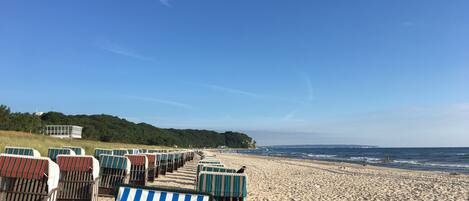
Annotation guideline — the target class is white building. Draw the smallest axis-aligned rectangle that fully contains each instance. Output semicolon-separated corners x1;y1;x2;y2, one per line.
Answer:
45;125;83;139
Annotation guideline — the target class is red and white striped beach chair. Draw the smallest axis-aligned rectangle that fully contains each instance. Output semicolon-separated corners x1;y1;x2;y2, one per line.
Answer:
0;154;60;201
125;154;148;186
56;155;100;201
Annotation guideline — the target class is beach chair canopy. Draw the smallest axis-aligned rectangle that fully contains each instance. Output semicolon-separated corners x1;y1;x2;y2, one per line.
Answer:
128;149;140;154
56;155;100;179
99;154;131;171
4;146;41;157
113;149;129;156
144;153;157;166
94;148;113;158
63;146;85;155
0;154;60;193
48;147;76;161
125;154;149;168
201;166;237;173
116;185;212;201
197;172;248;198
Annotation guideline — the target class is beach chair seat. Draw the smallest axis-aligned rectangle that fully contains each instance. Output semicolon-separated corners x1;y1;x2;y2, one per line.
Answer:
197;172;247;201
124;154;148;186
98;155;130;196
56;155;99;201
0;154;60;201
116;184;212;201
144;154;157;182
48;148;76;162
4;146;41;157
113;149;129;156
93;148;113;159
63;146;85;155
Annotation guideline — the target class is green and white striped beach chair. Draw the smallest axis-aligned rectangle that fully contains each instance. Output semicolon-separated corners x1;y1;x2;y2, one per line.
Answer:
94;148;113;159
4;146;41;157
0;154;60;201
196;164;224;180
63;146;85;155
98;154;131;196
196;172;248;201
113;149;129;156
116;184;212;201
56;155;100;201
125;154;148;186
48;147;76;162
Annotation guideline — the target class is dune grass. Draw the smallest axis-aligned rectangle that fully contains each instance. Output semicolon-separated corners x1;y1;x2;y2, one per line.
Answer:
0;130;167;156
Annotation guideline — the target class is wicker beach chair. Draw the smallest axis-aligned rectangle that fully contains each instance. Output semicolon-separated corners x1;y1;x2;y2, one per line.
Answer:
124;154;148;186
115;184;212;201
197;172;247;201
93;148;113;159
48;148;76;162
113;149;129;156
98;155;130;196
144;154;157;182
62;146;85;155
4;146;41;157
0;154;60;201
56;155;100;201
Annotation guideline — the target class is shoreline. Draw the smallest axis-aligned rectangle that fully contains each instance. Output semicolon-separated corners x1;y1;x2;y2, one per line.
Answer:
212;151;469;200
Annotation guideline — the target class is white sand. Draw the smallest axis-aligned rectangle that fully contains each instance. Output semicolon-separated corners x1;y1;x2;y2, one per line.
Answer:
216;152;469;201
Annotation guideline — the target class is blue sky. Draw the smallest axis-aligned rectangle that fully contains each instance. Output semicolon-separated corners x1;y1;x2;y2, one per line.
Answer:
1;0;468;146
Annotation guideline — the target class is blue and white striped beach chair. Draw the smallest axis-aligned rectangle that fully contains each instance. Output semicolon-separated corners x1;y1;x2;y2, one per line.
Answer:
116;185;212;201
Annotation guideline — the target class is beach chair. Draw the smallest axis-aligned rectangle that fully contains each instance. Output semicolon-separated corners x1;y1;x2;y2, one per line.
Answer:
158;153;168;176
115;184;213;201
56;155;100;201
166;153;175;173
0;154;60;201
124;154;148;186
144;153;157;182
93;148;113;159
63;146;85;155
98;155;130;196
113;149;129;156
4;146;41;157
127;149;140;155
48;148;76;162
196;164;224;179
197;172;247;201
147;149;163;153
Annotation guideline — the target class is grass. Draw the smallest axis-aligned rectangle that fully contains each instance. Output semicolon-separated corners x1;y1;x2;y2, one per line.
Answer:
0;130;167;156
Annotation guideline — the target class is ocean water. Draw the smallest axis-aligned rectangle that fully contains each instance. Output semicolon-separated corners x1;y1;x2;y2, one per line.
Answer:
236;147;469;174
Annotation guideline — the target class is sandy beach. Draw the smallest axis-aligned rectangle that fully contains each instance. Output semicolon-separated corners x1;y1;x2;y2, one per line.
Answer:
214;152;469;201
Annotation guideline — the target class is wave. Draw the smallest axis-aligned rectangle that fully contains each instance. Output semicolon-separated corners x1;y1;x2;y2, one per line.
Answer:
306;154;337;158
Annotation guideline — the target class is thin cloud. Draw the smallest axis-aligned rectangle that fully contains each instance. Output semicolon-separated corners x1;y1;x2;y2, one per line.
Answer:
204;84;261;98
300;72;314;101
123;95;193;110
99;41;154;62
159;0;172;7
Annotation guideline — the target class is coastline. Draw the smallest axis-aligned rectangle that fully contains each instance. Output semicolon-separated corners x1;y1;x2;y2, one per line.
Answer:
212;151;469;201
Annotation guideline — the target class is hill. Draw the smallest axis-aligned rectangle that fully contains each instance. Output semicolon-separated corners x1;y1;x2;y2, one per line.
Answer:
0;105;255;148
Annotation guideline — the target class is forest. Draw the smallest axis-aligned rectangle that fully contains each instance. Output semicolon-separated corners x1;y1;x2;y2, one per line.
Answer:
0;105;255;148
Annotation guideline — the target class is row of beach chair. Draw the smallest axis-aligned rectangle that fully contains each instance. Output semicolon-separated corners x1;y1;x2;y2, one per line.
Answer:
0;146;194;201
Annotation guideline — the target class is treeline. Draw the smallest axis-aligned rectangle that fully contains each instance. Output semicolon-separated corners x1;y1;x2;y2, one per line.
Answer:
0;105;255;148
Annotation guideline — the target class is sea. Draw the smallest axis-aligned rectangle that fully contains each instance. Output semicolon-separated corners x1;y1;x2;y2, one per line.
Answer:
235;146;469;174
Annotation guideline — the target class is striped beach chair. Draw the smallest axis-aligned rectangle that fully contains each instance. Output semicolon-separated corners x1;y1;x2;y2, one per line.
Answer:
4;146;41;157
48;148;76;162
144;153;157;182
196;164;224;179
56;155;100;201
196;172;247;201
116;184;212;201
127;149;140;155
63;146;85;155
113;149;129;156
93;148;113;159
125;154;148;186
159;153;168;175
0;154;60;201
201;166;237;174
166;153;175;173
98;155;131;196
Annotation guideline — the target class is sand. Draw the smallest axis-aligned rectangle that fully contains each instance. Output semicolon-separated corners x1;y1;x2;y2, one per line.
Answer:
215;152;469;201
99;152;469;201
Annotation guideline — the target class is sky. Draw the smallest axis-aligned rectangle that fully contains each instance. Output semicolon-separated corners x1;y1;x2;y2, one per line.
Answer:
0;0;468;147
